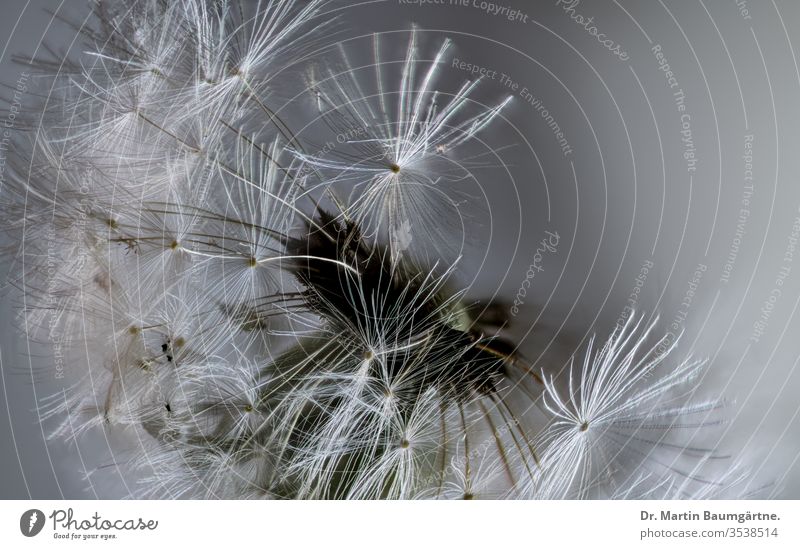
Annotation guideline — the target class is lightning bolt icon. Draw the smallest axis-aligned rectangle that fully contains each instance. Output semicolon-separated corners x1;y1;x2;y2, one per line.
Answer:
28;511;38;533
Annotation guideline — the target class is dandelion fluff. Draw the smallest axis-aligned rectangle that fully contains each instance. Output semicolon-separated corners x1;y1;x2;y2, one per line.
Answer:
0;0;747;499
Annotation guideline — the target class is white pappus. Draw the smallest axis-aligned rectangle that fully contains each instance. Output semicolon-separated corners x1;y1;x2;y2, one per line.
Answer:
0;0;747;500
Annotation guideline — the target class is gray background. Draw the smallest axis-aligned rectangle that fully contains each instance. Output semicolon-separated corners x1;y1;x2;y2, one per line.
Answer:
2;0;800;498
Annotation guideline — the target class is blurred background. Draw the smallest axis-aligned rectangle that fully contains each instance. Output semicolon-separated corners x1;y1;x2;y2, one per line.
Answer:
2;0;800;498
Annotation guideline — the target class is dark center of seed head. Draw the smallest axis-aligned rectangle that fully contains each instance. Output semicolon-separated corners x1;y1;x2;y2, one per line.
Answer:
389;163;401;174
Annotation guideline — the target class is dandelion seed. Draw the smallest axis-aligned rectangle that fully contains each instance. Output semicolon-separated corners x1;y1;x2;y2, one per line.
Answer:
295;28;512;264
528;314;724;499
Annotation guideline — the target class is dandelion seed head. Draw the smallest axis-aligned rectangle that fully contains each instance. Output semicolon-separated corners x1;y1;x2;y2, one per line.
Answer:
0;0;744;500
